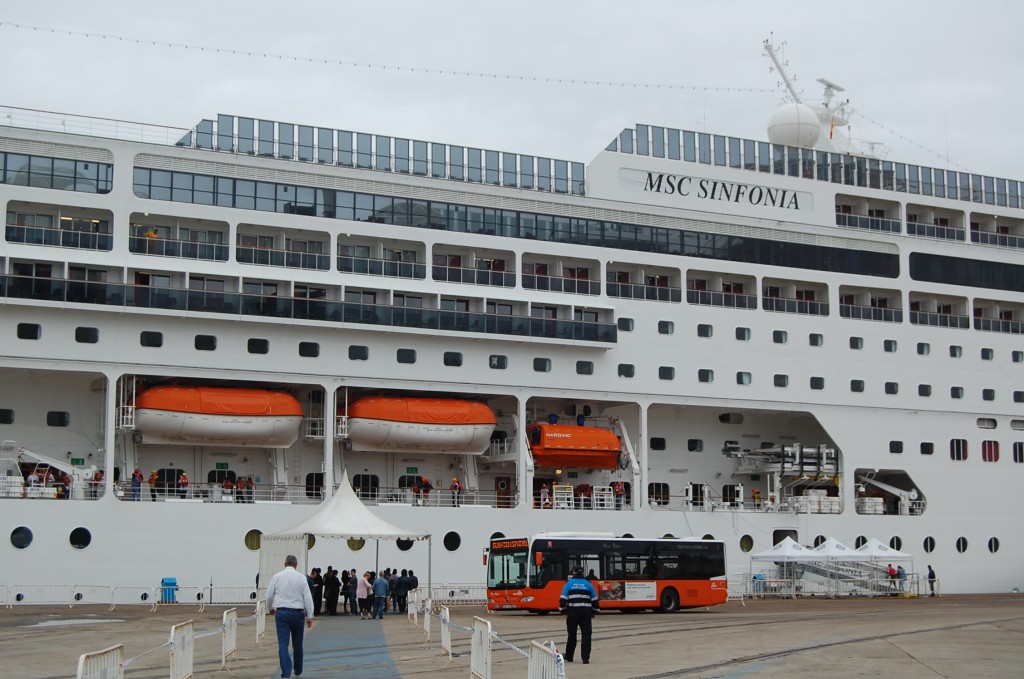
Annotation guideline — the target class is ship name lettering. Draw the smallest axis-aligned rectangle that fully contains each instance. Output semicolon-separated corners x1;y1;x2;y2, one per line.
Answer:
643;172;800;210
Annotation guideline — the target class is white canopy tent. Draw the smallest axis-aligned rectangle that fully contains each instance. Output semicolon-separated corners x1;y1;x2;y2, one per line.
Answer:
260;471;431;594
811;536;857;560
855;537;912;562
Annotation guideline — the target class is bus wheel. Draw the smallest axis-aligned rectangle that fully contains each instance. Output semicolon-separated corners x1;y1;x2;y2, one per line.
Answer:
658;588;679;613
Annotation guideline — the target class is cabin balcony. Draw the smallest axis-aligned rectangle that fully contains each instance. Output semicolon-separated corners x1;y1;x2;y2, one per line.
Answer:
129;235;229;261
838;287;902;323
337;255;426;279
834;213;901;234
906;221;966;241
608;281;682;302
431;264;515;287
687;272;756;309
908;294;970;329
835;195;902;233
237;245;330;271
523;273;600;295
973;300;1024;334
969;214;1024;250
6;223;113;251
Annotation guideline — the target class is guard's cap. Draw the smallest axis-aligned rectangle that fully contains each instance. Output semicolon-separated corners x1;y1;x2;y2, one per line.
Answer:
572;566;585;577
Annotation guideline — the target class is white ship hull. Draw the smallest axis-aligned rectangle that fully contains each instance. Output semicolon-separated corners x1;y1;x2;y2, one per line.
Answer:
2;97;1023;598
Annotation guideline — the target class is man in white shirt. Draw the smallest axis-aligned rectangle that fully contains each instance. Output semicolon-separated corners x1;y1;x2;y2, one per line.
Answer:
265;555;314;678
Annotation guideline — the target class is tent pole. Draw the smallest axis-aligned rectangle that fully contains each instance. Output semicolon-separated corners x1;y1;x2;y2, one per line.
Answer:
375;539;380;573
428;536;432;602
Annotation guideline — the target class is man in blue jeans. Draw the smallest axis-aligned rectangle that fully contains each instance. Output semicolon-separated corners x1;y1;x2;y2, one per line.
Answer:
372;570;390;618
265;555;315;678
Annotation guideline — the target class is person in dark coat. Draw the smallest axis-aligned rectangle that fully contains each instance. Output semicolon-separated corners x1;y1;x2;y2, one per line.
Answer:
324;568;341;615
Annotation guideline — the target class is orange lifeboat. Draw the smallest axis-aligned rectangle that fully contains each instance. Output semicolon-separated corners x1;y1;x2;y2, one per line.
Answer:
344;397;496;454
134;386;303;447
527;423;621;469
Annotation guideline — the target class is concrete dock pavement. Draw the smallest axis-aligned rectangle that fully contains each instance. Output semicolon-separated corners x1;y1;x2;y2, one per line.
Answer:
1;595;1022;678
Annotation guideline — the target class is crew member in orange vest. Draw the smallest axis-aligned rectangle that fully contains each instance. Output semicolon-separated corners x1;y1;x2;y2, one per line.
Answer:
178;471;189;498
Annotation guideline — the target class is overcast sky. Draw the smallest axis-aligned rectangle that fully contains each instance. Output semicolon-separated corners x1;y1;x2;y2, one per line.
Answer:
3;1;1021;180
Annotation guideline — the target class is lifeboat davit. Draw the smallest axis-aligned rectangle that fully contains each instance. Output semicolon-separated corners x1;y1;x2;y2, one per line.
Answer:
527;423;621;469
134;386;303;447
345;397;496;454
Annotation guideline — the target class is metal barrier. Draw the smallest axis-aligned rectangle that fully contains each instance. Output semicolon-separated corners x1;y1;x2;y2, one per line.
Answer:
422;597;432;640
470;616;492;679
110;586;159;610
254;599;267;640
439;606;453;664
206;586;259;606
527;640;565;679
430;582;488;606
70;585;114;608
407;590;420;625
169;619;195;679
158;586;206;612
75;643;124;679
221;608;238;667
8;584;72;605
0;584;8;609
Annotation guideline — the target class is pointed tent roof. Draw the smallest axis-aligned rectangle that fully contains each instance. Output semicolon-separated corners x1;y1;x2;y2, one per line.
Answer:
267;471;428;540
811;536;860;560
855;537;911;560
750;536;810;562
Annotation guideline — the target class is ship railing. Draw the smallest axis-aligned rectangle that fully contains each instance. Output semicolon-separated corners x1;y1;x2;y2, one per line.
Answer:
5;223;113;251
761;296;830;316
431;264;516;287
971;229;1024;250
203;586;261;607
686;289;757;309
907;221;966;242
606;281;682;302
337;255;426;280
523;273;601;295
0;104;191;145
839;303;903;323
486;438;518;457
304;417;325;439
128;234;229;261
909;310;971;329
363;487;518;509
236;245;330;271
116;405;136;431
113;483;323;505
834;212;902;233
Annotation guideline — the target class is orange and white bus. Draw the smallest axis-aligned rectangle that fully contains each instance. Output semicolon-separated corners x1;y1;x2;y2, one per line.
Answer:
486;533;727;613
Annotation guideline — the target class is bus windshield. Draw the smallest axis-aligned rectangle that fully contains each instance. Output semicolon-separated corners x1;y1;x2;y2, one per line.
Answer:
487;539;529;590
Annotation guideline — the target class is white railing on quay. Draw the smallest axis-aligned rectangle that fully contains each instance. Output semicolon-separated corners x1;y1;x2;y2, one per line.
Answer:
7;584;72;606
221;608;238;668
111;586;160;609
470;616;492;679
439;606;453;664
205;585;259;606
75;643;124;679
254;599;267;640
157;585;207;611
70;585;114;608
168;619;195;679
429;582;487;606
528;640;566;679
422;597;432;640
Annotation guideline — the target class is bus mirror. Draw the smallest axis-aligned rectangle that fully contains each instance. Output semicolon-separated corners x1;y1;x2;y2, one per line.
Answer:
535;551;544;567
482;548;489;566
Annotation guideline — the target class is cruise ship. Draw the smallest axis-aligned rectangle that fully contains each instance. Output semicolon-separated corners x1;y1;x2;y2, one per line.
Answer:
2;46;1022;600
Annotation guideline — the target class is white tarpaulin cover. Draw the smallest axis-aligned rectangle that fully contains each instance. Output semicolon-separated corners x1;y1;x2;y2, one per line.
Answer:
811;536;858;560
749;536;810;562
267;470;428;540
855;537;912;561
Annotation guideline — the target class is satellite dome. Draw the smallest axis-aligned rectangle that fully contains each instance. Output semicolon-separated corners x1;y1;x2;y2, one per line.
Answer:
767;102;820;148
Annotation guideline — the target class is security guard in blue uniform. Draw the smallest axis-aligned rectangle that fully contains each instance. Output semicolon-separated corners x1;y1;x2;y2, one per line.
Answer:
559;565;599;664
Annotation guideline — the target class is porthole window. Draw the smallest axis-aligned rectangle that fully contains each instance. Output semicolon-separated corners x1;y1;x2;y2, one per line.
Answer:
17;323;41;340
69;527;92;550
718;413;744;425
47;411;70;427
300;341;320;358
698;369;714;383
813;535;826;547
950;386;964;399
443;531;461;551
884;382;899;395
739;535;754;553
658;366;675;380
917;342;930;355
809;333;823;347
0;409;13;424
697;324;713;338
306;535;316;550
854;535;867;548
988;537;1000;553
774;374;789;388
850;380;865;393
923;536;935;553
702;534;715;540
687;439;703;452
889;441;903;454
443;351;463;367
247;338;269;354
889;536;902;551
949;345;962;358
617;364;635;378
576;361;594;375
736;372;752;385
649;438;666;451
349;345;369;360
1013;350;1024;363
981;348;994;360
920;442;934;455
658;321;674;335
488;354;507;370
982;388;995;401
617;318;634;332
810;376;825;390
735;327;751;341
956;536;968;553
533;358;551;372
194;334;217;351
621;533;634;539
918;384;932;397
883;339;897;353
11;526;33;549
489;532;505;541
244;529;262;551
75;327;99;343
140;330;163;347
396;539;414;551
849;337;863;350
347;538;365;551
773;330;788;344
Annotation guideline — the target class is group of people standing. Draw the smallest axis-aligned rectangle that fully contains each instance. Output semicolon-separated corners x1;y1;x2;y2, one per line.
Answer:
307;565;419;619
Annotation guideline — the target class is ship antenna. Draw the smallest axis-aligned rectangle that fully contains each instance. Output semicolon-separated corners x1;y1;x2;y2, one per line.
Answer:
763;36;801;104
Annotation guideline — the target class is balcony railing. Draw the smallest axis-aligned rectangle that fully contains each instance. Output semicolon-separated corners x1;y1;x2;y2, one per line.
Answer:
834;213;902;233
839;304;903;323
522;274;600;295
236;245;330;270
909;310;970;329
970;231;1024;250
906;221;966;242
6;224;113;251
762;297;830;316
686;289;757;309
974;317;1024;334
607;282;682;302
0;275;616;343
337;256;425;279
128;235;229;261
431;265;515;287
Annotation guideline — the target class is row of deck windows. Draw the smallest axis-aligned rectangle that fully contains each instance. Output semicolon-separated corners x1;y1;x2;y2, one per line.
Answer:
616;124;1024;209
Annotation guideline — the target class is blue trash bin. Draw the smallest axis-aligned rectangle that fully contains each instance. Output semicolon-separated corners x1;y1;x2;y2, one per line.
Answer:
160;577;177;603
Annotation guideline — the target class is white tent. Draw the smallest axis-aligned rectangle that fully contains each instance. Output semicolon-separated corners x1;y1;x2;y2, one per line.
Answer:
260;471;431;592
855;537;912;561
811;536;859;561
750;536;809;562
